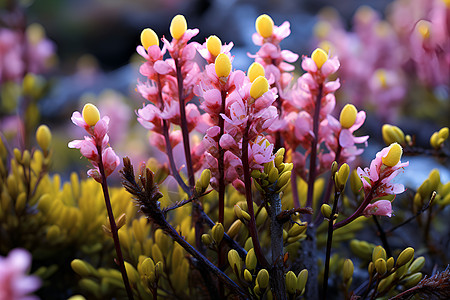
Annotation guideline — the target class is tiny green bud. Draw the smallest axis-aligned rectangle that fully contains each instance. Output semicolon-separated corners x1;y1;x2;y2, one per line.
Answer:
297;269;308;293
403;272;423;288
407;256;425;275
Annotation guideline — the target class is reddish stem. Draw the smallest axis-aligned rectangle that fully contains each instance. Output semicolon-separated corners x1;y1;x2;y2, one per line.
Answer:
97;148;134;300
242;123;269;268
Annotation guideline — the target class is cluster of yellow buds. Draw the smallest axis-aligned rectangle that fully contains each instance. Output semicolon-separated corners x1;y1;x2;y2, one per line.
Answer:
252;148;293;194
430;127;449;149
194;168;211;195
382;124;410;146
285;269;308;296
366;245;425;296
414;169;450;209
201;222;224;247
283;221;308;245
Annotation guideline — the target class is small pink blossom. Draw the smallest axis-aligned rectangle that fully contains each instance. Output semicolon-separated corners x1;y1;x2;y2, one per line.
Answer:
363;200;393;217
0;248;41;300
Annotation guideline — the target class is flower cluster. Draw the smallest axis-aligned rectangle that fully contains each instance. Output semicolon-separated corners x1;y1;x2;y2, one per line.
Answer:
68;103;120;182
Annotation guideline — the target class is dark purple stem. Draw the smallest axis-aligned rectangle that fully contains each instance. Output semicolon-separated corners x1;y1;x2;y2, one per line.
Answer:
242;123;269;268
333;184;376;230
97;148;134;300
174;60;195;188
322;189;341;300
306;84;323;219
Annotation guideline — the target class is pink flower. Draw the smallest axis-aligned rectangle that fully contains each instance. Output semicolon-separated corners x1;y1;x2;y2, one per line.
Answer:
363;200;393;217
357;144;409;198
0;248;41;300
196;39;234;64
248;136;275;170
68;105;120;182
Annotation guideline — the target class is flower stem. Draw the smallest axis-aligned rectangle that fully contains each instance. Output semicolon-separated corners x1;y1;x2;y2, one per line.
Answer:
97;148;134;300
322;189;341;300
174;60;195;188
242;125;269;268
268;192;287;299
372;216;392;257
306;83;323;219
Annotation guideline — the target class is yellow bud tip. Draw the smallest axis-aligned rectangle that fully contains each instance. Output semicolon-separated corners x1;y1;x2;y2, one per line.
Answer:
215;53;232;78
207;35;222;57
141;28;159;49
82;103;100;126
416;20;431;39
248;62;265;83
339;104;358;129
382;143;403;167
311;48;328;69
36;125;52;151
438;127;449;140
255;14;274;38
375;69;388;88
250;76;269;99
170;15;187;40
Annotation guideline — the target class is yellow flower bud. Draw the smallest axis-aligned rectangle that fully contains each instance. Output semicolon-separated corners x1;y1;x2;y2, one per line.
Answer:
407;256;425;275
350;170;363;195
321;204;332;219
201;233;213;245
288;222;307;237
255;14;274;38
82;103;100;126
311;48;328;69
277;170;291;188
285;271;297;294
297;269;308;294
155;261;164;277
140;28;159;49
375;258;387;275
141;258;155;276
335;163;350;191
124;262;139;284
372;245;387;263
396;247;414;268
382;124;405;145
256;269;269;289
248;62;265;83
228;249;242;274
215;53;231;78
386;257;395;272
212;223;224;244
71;259;92;277
382;143;403;167
79;279;99;295
244;269;253;282
416;20;431;39
116;213;127;230
226;220;242;238
206;35;221;57
403;272;423;288
246;248;257;271
438;127;449;139
339;104;357;129
200;168;211;189
36;125;52;152
343;259;354;282
268;167;279;184
250;76;269;99
170;15;187;40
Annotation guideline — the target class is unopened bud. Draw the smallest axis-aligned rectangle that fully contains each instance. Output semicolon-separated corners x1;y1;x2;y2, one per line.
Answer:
212;223;224;244
250;76;269;99
343;259;354;282
285;271;297;294
335;163;350;191
246;248;257;271
396;247;414;268
82;103;100;126
248;62;265;83
297;269;308;293
375;258;387;275
244;269;253;282
170;15;187;40
201;233;213;246
206;35;221;57
255;14;274;38
382;124;405;145
321;204;332;219
36;125;52;152
256;269;269;289
340;104;358;129
141;28;159;49
215;53;231;78
407;256;425;275
311;48;328;69
372;245;387;263
382;143;402;167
